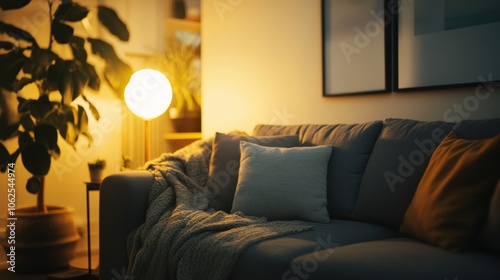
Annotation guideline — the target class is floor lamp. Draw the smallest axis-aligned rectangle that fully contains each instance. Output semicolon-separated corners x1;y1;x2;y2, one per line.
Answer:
124;69;173;163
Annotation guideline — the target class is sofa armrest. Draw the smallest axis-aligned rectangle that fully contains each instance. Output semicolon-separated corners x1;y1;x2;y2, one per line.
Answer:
99;170;154;280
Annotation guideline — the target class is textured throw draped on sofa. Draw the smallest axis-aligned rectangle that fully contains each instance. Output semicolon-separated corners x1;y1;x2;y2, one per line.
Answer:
126;138;312;280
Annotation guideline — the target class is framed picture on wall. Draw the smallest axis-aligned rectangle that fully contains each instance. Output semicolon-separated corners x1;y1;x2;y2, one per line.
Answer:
396;0;500;90
322;0;392;96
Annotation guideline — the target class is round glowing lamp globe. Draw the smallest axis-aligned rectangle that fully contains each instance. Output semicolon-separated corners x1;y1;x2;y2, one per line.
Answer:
124;69;173;120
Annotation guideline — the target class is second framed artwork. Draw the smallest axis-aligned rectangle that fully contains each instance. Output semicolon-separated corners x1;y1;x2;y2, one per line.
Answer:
322;0;392;96
322;0;500;95
395;0;500;90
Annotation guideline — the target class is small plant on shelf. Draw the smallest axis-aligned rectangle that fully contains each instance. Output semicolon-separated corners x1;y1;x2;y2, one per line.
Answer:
88;158;106;182
88;158;106;169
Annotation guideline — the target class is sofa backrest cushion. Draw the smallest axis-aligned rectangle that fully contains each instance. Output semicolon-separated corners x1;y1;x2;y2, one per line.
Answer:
206;132;300;212
352;118;455;230
253;121;383;219
453;118;500;140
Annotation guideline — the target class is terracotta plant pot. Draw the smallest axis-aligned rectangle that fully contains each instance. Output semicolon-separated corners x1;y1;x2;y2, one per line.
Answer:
1;206;80;273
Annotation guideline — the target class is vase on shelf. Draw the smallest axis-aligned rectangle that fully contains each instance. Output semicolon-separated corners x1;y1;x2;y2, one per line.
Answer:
173;0;186;19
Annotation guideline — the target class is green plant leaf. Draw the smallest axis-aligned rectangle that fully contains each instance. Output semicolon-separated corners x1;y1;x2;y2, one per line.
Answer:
56;60;89;104
21;143;51;176
81;131;93;147
11;77;33;92
0;0;30;11
103;58;133;97
97;5;129;41
82;95;100;120
52;21;74;44
55;60;73;106
26;175;41;194
87;38;132;96
0;52;27;90
23;48;57;80
0;21;37;46
50;144;60;159
54;2;89;22
0;41;14;50
30;95;54;120
83;63;100;91
18;131;33;149
69;36;87;63
0;142;8;172
19;113;34;131
60;121;78;145
87;38;118;59
71;66;89;100
77;105;88;133
0;89;20;140
17;96;30;113
34;124;58;151
44;64;60;92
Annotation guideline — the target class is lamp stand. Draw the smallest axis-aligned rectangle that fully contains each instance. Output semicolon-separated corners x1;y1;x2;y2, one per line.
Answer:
145;119;151;163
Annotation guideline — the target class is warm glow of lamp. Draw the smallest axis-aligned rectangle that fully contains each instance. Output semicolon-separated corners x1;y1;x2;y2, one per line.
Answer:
124;69;172;162
124;69;172;120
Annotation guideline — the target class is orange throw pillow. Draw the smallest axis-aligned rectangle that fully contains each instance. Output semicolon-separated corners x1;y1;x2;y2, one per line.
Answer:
400;131;500;252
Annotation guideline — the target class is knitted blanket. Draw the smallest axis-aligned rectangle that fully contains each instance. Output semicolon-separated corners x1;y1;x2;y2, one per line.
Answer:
126;138;312;280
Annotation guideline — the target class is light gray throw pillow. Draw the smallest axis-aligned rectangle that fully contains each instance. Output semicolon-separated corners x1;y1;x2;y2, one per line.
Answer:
231;141;332;223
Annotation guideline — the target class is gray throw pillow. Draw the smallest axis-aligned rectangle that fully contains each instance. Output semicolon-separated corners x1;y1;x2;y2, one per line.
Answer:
253;121;383;220
231;141;332;223
206;133;300;212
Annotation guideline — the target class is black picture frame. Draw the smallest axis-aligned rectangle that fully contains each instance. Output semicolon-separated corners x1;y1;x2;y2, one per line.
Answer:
394;0;500;91
322;0;393;96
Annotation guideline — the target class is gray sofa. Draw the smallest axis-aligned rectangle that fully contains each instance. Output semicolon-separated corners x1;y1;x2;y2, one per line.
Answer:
99;118;500;280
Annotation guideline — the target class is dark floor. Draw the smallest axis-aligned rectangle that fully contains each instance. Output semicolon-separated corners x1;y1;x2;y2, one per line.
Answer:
0;268;95;280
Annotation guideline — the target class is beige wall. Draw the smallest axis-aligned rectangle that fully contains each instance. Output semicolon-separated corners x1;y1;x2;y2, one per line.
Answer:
201;0;500;137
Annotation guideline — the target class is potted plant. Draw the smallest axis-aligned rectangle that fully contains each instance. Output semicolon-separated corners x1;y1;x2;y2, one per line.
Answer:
88;158;106;182
156;37;201;132
0;0;131;272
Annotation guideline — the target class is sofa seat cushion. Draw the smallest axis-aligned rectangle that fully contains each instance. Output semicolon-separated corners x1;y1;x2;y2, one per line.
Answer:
229;219;397;280
289;238;500;280
253;121;383;219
